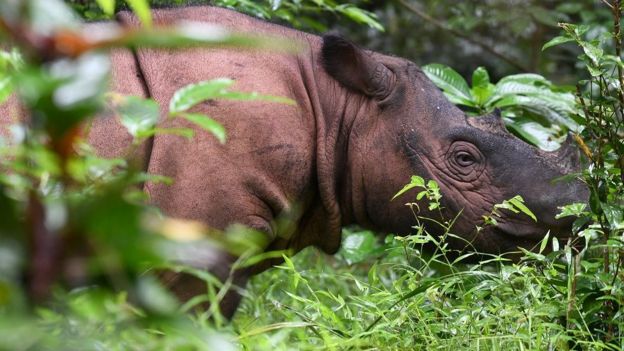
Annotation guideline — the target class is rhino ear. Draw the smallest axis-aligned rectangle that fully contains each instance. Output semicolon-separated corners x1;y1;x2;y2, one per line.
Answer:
321;33;395;100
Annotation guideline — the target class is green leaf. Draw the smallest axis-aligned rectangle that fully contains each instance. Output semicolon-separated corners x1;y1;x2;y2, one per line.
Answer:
340;230;378;265
391;176;425;201
422;64;474;106
392;183;418;201
218;91;295;105
556;203;588;218
136;127;195;140
602;204;624;230
337;6;384;32
95;0;116;15
169;79;295;115
136;275;179;315
177;113;226;144
505;119;562;151
542;35;575;51
169;78;234;113
539;231;550;254
508;195;537;222
270;0;282;11
0;77;11;105
117;96;160;138
472;67;490;89
101;24;301;54
471;67;494;106
498;73;551;86
580;40;604;65
125;0;152;28
390;176;425;201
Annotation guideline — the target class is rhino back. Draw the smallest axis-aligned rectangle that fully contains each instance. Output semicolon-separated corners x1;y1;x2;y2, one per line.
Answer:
115;7;321;247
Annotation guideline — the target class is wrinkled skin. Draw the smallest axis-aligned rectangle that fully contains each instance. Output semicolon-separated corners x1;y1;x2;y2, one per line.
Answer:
0;6;588;316
320;34;588;256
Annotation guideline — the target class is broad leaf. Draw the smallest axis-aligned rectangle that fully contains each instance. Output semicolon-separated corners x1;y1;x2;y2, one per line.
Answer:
337;6;384;32
498;73;551;86
422;64;474;106
602;204;624;230
340;230;378;265
505;119;562;151
580;40;604;66
542;35;574;51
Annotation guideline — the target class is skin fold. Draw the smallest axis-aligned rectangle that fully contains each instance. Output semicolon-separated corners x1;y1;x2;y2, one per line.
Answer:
0;6;588;317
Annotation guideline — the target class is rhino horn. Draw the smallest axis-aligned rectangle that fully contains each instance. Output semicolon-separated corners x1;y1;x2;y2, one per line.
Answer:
468;109;507;133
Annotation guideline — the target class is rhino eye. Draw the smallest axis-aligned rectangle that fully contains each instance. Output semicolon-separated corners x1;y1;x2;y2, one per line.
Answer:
455;152;476;166
446;141;485;181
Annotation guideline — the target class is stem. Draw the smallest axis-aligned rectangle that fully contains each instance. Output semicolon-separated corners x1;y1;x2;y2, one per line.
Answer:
27;191;59;303
566;243;579;332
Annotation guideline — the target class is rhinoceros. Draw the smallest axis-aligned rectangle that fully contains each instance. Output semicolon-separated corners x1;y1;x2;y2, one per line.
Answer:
0;6;587;316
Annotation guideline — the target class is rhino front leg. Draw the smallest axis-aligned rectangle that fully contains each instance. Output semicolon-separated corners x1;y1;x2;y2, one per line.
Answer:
156;217;277;318
158;243;252;318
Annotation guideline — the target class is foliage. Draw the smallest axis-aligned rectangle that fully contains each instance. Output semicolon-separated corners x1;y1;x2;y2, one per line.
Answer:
543;1;624;344
65;0;383;33
335;1;613;84
0;0;296;349
423;63;578;150
0;0;622;350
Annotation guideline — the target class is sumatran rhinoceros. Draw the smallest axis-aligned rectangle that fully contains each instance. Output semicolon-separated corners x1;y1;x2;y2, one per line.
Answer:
0;6;588;316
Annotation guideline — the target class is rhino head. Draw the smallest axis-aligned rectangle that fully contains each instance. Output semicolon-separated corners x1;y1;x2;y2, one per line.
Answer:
321;34;588;254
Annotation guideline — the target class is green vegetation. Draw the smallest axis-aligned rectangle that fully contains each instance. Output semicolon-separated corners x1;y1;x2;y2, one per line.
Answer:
0;0;622;350
422;64;577;150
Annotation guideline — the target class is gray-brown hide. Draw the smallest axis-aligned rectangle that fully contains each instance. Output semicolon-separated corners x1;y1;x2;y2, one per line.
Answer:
0;6;587;316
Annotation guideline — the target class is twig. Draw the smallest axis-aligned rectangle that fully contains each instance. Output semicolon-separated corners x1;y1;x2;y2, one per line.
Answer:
397;0;530;72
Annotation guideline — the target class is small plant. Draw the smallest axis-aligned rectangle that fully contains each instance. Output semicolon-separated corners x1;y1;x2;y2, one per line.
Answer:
423;63;578;150
541;0;624;344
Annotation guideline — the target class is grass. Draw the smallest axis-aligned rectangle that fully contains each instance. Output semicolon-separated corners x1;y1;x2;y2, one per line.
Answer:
231;229;622;350
2;225;621;351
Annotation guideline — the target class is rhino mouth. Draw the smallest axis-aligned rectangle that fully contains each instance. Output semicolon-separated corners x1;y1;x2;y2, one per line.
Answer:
494;223;547;240
491;220;576;251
